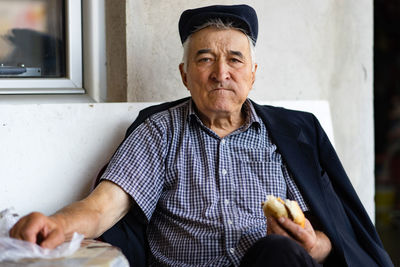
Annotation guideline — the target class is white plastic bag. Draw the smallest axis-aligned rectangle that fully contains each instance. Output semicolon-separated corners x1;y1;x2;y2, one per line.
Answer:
0;208;19;237
0;208;84;262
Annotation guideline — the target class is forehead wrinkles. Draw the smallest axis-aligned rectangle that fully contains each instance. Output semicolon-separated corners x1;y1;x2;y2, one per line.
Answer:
189;28;250;59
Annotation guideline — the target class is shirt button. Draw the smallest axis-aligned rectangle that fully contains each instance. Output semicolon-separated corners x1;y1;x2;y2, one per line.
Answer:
224;199;230;205
221;139;226;145
222;169;227;175
229;248;235;254
227;219;233;225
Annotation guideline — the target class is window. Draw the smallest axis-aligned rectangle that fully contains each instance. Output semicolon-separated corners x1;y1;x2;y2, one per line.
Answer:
0;0;65;78
0;0;106;100
0;0;83;93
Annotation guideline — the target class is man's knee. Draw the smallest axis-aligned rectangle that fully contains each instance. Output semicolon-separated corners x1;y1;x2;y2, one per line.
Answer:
250;234;300;257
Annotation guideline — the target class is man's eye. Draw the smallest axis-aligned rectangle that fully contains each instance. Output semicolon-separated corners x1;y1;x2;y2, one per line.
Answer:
198;58;211;62
230;58;242;63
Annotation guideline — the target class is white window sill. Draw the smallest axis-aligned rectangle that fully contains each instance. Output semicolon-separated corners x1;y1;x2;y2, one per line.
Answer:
0;94;96;104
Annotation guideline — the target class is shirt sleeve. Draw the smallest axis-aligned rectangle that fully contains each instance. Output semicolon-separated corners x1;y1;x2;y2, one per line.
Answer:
100;116;167;221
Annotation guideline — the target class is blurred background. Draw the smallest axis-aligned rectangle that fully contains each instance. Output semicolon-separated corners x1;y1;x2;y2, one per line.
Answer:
374;0;400;265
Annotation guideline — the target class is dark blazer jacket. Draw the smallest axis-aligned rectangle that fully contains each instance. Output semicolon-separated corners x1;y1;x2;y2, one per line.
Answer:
99;97;393;267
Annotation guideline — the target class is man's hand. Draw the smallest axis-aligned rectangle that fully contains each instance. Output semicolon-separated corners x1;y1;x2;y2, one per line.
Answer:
267;216;332;263
9;212;66;249
9;180;131;249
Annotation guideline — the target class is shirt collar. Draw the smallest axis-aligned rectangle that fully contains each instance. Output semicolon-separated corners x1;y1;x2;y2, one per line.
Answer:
187;98;261;133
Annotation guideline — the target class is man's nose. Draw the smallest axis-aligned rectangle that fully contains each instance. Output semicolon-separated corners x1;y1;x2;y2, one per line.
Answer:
210;60;230;82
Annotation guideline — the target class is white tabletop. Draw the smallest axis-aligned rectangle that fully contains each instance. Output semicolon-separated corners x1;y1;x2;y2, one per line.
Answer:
0;239;129;267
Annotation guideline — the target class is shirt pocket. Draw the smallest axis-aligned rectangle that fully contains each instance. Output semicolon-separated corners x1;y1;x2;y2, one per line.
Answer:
234;148;287;219
232;146;281;163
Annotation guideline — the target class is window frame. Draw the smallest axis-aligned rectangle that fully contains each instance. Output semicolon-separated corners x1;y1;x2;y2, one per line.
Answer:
0;0;106;100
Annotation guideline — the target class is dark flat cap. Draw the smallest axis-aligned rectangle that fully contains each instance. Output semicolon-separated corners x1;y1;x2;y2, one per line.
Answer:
179;4;258;45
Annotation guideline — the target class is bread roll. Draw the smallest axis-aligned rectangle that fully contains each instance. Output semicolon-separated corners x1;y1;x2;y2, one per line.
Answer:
262;195;305;228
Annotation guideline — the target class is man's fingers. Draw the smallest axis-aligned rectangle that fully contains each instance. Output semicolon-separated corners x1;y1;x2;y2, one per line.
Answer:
40;228;65;249
277;216;302;233
267;216;290;237
278;217;317;253
10;213;42;243
9;212;64;248
284;218;313;241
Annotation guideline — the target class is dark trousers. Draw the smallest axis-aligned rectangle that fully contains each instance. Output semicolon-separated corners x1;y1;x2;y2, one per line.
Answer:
240;235;323;267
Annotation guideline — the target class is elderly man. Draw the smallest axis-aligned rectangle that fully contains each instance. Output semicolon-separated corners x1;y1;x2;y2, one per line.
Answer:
10;4;393;267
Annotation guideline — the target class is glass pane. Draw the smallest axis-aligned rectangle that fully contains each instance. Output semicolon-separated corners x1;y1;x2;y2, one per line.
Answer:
0;0;65;78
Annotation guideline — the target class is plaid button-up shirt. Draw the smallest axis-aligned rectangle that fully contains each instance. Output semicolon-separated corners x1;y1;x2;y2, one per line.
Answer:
101;99;308;266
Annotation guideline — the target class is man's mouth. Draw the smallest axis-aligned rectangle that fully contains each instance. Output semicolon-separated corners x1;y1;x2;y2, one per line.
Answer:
213;87;232;91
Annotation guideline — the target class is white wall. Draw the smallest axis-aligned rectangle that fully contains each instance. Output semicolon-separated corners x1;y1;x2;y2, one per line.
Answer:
0;103;148;216
126;0;374;220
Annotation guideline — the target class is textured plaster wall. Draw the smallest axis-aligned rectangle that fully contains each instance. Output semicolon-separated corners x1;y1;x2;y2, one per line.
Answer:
122;0;374;219
105;0;127;102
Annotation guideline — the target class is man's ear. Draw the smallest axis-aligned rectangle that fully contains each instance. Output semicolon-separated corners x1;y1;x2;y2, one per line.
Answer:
251;63;258;86
179;63;188;88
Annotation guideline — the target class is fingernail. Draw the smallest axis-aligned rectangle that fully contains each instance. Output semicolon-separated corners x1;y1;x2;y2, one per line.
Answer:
278;217;285;223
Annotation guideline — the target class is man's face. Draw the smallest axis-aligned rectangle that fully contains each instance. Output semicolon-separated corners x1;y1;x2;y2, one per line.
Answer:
179;27;257;117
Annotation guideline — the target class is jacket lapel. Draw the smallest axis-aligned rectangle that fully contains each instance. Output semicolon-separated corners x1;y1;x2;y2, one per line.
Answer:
252;102;326;209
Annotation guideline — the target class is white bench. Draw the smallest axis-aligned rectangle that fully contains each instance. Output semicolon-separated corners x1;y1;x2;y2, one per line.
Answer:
0;101;334;216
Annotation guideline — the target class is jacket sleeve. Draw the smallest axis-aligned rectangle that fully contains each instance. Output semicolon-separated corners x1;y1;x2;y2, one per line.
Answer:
312;115;393;267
